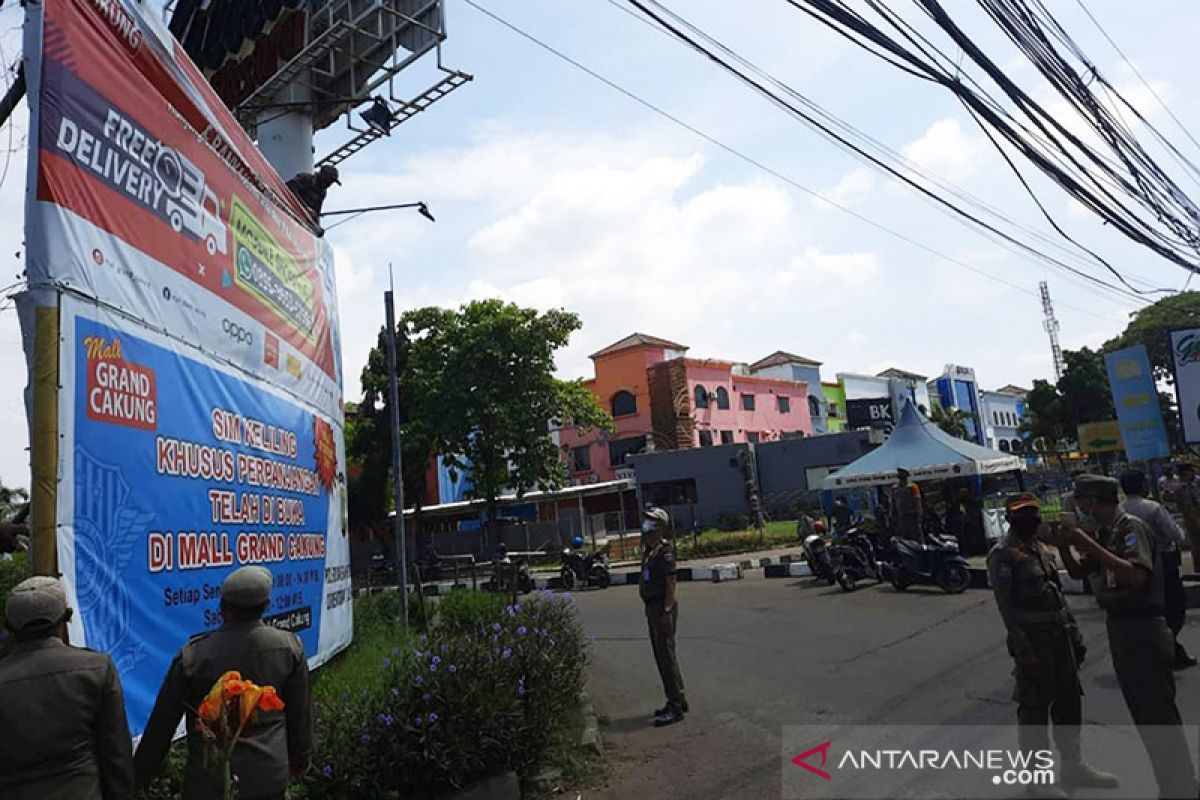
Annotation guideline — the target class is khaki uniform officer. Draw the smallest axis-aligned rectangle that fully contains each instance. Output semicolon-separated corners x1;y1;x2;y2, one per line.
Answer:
1057;475;1196;800
987;494;1117;799
0;576;134;800
640;507;687;727
135;567;313;800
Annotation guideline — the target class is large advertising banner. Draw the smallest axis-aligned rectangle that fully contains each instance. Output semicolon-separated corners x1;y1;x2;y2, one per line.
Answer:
1170;328;1200;445
59;297;351;735
1103;345;1170;461
20;0;352;737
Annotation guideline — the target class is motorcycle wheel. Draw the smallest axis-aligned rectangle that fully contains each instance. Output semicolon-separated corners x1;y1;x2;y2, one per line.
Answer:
590;567;611;589
890;568;913;592
836;569;856;592
560;567;577;592
936;563;971;595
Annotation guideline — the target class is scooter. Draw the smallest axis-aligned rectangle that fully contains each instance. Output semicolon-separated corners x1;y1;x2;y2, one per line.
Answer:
882;533;971;594
829;528;880;592
560;536;611;590
802;532;838;585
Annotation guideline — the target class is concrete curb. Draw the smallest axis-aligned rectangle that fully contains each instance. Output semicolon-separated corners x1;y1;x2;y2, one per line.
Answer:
579;691;603;757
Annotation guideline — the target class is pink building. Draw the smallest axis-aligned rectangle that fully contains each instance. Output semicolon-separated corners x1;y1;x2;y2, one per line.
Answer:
558;334;815;484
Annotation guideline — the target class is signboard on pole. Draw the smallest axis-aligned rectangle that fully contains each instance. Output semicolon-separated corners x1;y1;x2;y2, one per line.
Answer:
1077;420;1125;454
1170;328;1200;444
1103;345;1170;461
20;0;350;737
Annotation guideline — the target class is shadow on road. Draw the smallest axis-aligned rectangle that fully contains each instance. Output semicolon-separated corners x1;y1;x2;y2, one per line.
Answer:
602;713;655;736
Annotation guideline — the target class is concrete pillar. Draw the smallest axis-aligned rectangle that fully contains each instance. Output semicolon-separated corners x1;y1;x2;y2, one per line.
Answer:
256;83;313;182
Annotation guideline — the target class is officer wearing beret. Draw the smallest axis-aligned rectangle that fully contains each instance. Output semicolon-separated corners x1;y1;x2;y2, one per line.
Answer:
640;507;687;727
1056;475;1196;799
135;567;313;799
987;494;1116;797
0;576;134;800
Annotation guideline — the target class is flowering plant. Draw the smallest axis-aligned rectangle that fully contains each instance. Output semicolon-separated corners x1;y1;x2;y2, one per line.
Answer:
195;670;285;799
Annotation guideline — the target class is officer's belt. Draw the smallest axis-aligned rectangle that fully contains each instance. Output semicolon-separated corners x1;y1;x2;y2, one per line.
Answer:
1016;609;1070;626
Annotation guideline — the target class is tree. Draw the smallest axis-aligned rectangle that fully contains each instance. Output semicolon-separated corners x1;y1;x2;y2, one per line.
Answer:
1021;379;1069;467
1056;348;1115;431
1104;291;1200;381
351;300;613;550
928;403;975;440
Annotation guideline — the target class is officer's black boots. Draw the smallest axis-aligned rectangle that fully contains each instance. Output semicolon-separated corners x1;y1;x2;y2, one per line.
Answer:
653;702;685;727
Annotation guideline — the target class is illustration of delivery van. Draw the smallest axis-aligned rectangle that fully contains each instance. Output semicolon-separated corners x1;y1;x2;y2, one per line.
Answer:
153;146;228;257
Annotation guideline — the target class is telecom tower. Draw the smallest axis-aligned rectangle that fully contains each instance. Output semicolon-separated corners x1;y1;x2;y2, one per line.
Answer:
1039;281;1065;380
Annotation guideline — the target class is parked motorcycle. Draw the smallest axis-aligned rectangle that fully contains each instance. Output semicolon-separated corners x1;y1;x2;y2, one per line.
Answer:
802;532;838;585
882;533;971;594
491;544;535;595
560;535;611;590
829;528;880;592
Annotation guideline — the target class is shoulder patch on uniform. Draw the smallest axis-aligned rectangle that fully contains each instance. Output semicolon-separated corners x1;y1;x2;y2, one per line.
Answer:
1124;532;1139;548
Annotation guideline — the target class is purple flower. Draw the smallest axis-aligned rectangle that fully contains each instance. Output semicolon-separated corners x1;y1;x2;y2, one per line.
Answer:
517;626;527;636
322;765;333;779
391;647;400;657
492;623;501;632
414;675;424;686
422;693;432;702
414;715;423;727
518;677;526;697
384;714;395;727
377;713;388;724
429;712;439;724
431;655;441;666
502;647;512;660
361;733;372;744
430;662;439;673
449;664;458;674
382;658;391;668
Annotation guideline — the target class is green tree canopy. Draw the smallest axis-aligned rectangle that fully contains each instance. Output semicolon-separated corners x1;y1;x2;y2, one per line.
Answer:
1104;291;1200;381
928;403;975;441
348;300;613;542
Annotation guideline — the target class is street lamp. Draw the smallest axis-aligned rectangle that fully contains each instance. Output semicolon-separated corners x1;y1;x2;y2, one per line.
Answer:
320;201;436;230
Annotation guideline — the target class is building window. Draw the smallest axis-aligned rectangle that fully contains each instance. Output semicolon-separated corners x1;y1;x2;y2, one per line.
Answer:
642;478;698;507
694;385;709;408
608;436;645;466
571;446;591;473
747;431;761;443
992;411;999;425
1011;438;1024;453
742;393;756;411
611;390;637;418
998;439;1011;452
698;430;714;447
715;386;730;410
720;430;734;444
828;402;839;418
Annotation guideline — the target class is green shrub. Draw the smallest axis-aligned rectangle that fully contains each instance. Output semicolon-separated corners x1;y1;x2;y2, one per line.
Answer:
714;512;749;532
303;591;587;798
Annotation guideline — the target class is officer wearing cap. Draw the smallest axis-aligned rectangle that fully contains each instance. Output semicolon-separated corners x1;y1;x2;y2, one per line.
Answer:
0;576;133;799
891;467;924;542
135;567;313;799
640;506;686;727
1056;474;1196;799
987;494;1117;798
285;165;341;231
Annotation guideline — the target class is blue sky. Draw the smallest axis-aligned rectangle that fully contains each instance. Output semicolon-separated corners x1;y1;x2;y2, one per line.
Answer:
1;1;1199;487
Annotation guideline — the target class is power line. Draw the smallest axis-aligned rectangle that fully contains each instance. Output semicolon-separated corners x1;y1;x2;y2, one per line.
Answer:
458;0;1130;321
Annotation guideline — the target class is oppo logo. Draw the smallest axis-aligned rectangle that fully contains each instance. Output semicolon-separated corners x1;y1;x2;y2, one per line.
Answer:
222;319;252;346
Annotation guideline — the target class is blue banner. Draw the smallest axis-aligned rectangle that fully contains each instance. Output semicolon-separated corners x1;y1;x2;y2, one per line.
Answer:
1104;345;1170;461
66;306;344;736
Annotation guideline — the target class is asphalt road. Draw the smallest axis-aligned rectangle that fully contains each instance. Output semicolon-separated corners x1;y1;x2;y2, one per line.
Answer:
571;572;1200;800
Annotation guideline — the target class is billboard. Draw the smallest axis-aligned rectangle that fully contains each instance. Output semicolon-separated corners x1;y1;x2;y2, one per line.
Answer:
1170;328;1200;445
846;397;894;431
1103;345;1170;461
21;0;350;736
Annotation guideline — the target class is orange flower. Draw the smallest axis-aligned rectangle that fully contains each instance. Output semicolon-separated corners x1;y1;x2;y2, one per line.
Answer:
257;686;285;713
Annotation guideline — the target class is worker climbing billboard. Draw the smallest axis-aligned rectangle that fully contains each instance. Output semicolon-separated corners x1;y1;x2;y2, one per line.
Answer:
19;0;351;736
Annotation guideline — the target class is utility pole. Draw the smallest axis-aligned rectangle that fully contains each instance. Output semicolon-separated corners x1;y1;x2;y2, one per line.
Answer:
384;270;408;627
1040;281;1065;381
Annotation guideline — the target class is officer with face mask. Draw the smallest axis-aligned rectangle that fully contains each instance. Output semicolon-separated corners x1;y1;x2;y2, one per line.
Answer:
988;494;1118;798
640;506;686;727
1057;474;1196;799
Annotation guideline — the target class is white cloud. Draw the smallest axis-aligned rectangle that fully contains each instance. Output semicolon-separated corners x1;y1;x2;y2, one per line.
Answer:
901;118;986;183
813;166;875;210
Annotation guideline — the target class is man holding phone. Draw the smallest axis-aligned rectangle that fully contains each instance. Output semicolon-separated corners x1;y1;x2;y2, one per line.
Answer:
1055;475;1195;799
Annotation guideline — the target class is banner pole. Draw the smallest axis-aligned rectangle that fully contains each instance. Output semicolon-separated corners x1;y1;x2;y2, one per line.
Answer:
30;299;60;580
384;274;408;629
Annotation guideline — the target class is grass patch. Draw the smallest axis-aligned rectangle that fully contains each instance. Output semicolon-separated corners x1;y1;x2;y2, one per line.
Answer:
674;520;797;560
